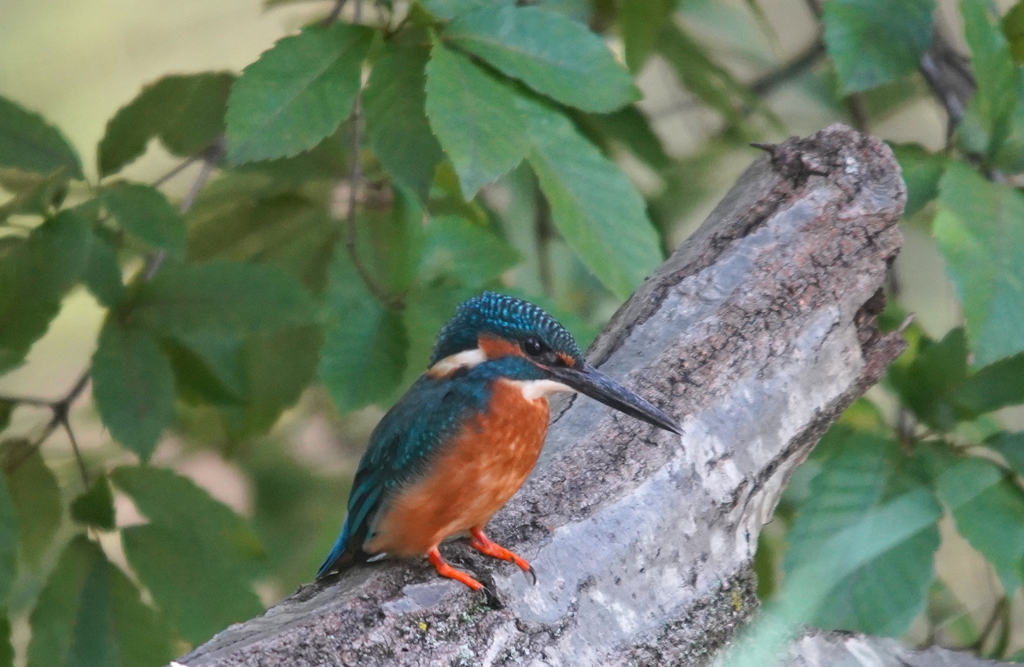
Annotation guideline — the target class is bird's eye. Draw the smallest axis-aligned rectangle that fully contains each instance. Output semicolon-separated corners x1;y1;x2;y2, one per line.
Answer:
522;337;545;357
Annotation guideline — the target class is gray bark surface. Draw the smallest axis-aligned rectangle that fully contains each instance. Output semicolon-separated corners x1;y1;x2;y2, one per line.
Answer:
176;125;935;666
787;632;1010;667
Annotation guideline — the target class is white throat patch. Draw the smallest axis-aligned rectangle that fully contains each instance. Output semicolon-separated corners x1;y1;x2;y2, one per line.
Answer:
510;379;575;401
427;348;487;377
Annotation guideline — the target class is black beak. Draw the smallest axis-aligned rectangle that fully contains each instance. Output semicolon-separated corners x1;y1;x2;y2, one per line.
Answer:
547;363;682;435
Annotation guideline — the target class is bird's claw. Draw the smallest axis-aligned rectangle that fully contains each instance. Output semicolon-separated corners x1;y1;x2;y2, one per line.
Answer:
524;563;537;586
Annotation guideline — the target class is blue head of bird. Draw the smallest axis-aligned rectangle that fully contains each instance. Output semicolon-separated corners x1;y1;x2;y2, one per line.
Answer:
428;292;682;434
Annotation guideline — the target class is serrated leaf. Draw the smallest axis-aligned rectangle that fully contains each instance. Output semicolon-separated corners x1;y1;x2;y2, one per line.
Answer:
887;327;967;431
518;95;662;299
619;0;675;73
102;182;186;257
953;352;1024;415
4;450;60;564
71;475;116;530
822;0;937;93
26;535;175;667
364;31;444;202
934;161;1024;365
132;260;316;337
91;318;176;460
443;6;639;113
785;433;940;636
890;143;947;218
0;474;16;604
98;72;233;177
112;465;264;644
958;0;1018;162
936;456;1024;594
0;209;91;373
425;40;529;198
226;23;373;164
0;95;82;179
320;252;408;413
83;226;126;308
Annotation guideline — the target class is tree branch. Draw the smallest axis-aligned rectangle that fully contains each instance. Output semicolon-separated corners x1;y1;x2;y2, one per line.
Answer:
176;125;917;666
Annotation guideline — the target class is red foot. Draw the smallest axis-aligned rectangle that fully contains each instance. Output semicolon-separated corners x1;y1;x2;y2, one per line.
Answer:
469;528;537;585
427;548;484;591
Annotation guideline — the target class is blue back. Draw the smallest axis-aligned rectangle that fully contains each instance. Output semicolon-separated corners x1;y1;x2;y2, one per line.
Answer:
317;355;546;577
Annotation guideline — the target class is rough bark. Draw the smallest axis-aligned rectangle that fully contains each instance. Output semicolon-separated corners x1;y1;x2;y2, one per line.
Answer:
177;124;920;666
786;632;1010;667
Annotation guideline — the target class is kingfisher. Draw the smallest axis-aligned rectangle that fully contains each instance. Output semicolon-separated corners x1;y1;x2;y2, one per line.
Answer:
317;292;681;593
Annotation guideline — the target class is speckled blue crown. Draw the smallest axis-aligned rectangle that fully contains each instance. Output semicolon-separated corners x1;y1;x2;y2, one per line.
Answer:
430;292;584;366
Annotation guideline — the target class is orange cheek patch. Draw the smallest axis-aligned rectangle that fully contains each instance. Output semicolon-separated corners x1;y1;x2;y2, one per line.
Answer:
479;334;524;360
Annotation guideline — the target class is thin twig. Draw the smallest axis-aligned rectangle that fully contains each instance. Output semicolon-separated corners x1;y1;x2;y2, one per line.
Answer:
341;0;402;309
60;416;88;487
322;0;348;26
971;597;1008;652
151;153;202;188
534;184;554;296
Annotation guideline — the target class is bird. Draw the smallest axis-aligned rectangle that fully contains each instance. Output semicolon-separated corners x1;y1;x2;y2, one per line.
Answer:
316;291;682;594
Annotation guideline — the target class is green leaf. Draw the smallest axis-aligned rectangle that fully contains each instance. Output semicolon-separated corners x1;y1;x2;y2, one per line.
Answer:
83;226;126;309
0;209;91;373
618;0;675;73
213;326;323;440
186;181;339;294
890;143;947;218
887;327;967;431
575;106;672;171
1004;1;1024;64
0;400;11;434
784;432;940;636
0;611;12;667
418;215;520;287
988;432;1024;477
0;95;82;179
133;260;316;338
364;31;445;202
98;72;233;177
519;95;662;299
112;465;264;645
953;352;1024;415
27;535;175;667
226;23;373;164
3;449;60;564
958;0;1018;161
91;318;176;460
936;455;1024;595
102;182;186;258
71;475;116;531
0;167;70;219
934;161;1024;365
320;252;408;413
419;0;509;20
0;473;17;604
425;39;529;198
822;0;937;93
443;6;639;113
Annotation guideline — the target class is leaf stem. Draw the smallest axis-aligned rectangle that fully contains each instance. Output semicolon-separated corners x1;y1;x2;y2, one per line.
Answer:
342;0;403;310
0;368;92;484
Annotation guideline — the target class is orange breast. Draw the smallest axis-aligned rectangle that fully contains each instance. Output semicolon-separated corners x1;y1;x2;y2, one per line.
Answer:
367;379;549;557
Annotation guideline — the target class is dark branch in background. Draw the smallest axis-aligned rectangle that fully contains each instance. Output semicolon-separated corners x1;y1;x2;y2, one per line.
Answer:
918;28;975;138
340;0;404;310
533;183;554;296
0;369;91;485
748;40;827;98
321;0;348;27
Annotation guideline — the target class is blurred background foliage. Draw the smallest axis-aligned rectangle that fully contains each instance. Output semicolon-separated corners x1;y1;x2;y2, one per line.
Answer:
2;0;1024;664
